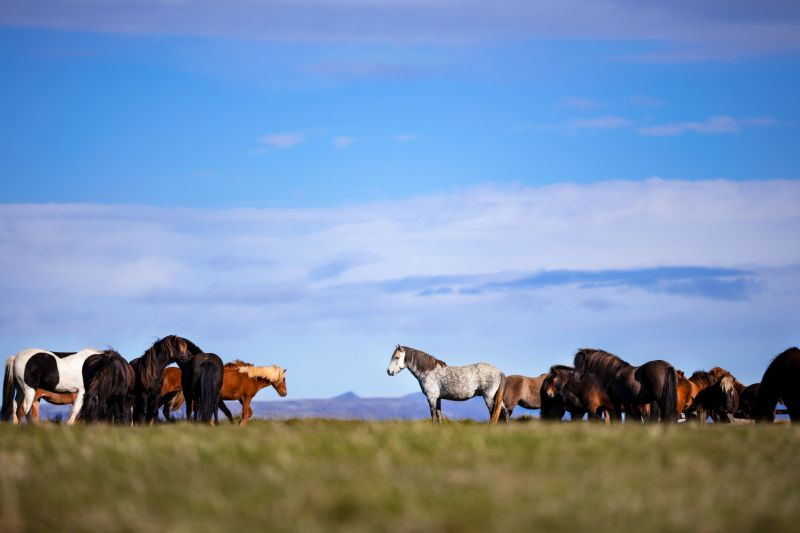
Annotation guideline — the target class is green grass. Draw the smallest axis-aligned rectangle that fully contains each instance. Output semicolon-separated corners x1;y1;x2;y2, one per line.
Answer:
1;420;798;532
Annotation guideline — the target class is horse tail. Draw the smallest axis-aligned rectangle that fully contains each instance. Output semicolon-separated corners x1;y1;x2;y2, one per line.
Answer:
659;366;678;423
82;352;127;423
2;356;16;422
490;372;506;424
196;361;219;423
170;390;185;414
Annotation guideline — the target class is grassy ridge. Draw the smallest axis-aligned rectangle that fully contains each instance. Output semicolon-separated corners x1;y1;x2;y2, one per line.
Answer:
1;420;798;532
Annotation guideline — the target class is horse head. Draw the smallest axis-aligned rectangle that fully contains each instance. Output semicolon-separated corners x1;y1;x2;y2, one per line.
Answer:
273;368;288;397
387;345;407;376
544;366;573;398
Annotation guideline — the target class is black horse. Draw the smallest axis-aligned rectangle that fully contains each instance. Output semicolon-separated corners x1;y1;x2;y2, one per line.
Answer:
754;347;800;423
131;336;203;424
179;352;224;425
80;349;135;424
573;348;678;423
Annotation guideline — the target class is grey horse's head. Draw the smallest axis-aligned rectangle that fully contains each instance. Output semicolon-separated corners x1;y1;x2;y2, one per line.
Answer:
387;345;406;376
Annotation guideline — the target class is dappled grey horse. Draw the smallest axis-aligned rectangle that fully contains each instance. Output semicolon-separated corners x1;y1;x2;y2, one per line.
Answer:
387;345;506;423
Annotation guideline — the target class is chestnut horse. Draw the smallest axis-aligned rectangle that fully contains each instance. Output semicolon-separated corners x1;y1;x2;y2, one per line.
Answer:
502;373;547;421
160;360;287;425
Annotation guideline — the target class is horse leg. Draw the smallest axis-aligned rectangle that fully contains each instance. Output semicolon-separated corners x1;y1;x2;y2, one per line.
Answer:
241;397;253;426
428;396;438;423
66;389;84;425
217;400;233;424
21;387;37;424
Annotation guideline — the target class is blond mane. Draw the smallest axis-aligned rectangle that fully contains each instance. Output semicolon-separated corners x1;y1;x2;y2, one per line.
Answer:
226;359;285;383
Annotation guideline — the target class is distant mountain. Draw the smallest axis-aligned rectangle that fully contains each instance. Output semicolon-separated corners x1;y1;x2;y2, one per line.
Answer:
36;392;542;422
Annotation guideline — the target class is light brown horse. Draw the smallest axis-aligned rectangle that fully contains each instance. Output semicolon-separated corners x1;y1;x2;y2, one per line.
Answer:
160;360;287;425
501;373;547;421
18;389;77;422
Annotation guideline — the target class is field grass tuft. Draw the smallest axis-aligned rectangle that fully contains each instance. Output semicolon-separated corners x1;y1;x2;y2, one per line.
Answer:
1;420;798;532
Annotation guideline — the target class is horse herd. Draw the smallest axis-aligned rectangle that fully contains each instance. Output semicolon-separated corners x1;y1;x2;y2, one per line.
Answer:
1;337;797;426
2;336;287;426
387;345;800;424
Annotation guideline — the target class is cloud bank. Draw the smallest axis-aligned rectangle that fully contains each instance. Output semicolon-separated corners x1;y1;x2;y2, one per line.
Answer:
2;1;800;59
1;178;798;395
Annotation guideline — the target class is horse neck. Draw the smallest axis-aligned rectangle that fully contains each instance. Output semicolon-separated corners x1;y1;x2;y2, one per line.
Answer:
404;361;433;383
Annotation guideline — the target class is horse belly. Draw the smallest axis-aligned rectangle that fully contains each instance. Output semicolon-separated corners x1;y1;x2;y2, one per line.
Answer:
440;371;480;401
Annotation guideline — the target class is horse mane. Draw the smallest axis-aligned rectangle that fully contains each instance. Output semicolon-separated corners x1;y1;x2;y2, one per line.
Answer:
226;360;285;383
138;336;200;389
573;348;631;386
688;370;715;389
549;364;574;374
400;346;447;373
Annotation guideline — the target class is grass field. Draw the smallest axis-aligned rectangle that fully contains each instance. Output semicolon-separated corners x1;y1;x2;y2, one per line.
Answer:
1;420;798;532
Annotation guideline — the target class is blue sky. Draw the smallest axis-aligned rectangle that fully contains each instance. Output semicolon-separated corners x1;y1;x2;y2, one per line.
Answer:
1;2;799;399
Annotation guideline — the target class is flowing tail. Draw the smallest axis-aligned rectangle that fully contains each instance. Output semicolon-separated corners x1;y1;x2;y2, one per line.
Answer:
490;372;506;424
196;362;220;423
658;366;678;423
2;356;16;422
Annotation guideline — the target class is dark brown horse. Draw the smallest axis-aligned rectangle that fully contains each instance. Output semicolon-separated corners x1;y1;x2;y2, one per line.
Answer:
692;375;739;423
502;373;547;421
542;365;616;422
754;347;800;422
735;383;760;419
131;336;203;424
573;348;678;422
540;374;587;421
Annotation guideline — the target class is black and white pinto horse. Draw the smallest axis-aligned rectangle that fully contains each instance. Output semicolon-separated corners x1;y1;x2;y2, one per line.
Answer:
387;345;506;423
2;348;102;425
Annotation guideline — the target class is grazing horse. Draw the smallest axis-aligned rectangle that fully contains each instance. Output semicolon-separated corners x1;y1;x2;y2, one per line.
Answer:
573;348;678;423
80;350;135;424
693;375;739;423
543;365;616;422
540;373;587;421
179;352;224;425
753;347;800;422
387;345;505;423
3;348;102;425
130;336;203;424
735;383;760;419
502;373;547;420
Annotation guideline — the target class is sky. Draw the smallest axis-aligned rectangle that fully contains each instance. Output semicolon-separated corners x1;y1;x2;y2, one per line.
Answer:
1;1;799;399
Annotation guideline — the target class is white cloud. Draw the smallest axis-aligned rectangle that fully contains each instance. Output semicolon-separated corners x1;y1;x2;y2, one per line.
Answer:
563;116;634;131
1;179;798;395
556;97;603;111
637;116;776;136
332;136;355;149
259;132;306;149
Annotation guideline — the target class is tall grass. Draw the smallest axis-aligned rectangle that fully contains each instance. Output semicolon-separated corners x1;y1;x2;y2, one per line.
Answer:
1;420;798;532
